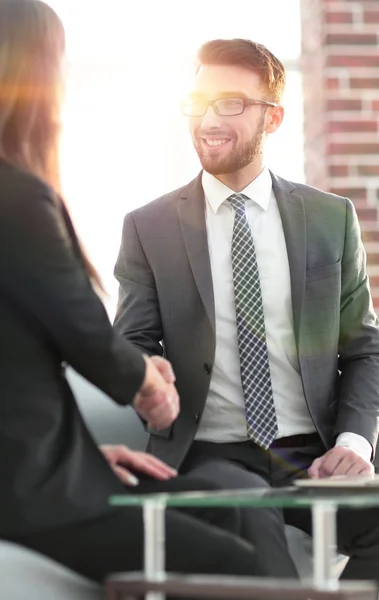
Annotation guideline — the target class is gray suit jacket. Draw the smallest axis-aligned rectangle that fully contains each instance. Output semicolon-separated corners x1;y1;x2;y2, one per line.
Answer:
114;172;379;469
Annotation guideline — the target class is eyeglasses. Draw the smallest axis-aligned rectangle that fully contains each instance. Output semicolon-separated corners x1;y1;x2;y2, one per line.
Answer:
181;96;279;117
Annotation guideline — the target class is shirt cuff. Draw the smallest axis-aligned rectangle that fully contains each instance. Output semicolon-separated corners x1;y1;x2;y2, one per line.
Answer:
335;432;372;462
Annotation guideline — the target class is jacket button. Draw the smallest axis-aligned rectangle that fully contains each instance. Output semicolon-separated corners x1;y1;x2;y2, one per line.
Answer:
193;413;201;424
203;362;212;375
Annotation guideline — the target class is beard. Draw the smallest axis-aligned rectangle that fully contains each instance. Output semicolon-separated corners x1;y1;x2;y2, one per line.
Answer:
193;112;266;176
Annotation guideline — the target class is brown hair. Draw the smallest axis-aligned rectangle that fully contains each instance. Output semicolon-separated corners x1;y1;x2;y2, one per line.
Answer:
0;0;103;291
197;39;286;104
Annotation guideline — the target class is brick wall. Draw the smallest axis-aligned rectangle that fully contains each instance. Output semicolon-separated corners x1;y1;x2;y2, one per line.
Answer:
300;0;379;308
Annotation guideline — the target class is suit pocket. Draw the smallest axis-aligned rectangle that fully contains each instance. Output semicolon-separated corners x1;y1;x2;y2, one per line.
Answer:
306;260;341;282
147;424;173;439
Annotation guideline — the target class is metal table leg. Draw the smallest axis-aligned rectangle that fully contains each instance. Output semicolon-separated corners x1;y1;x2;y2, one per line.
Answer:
312;502;339;591
143;500;167;600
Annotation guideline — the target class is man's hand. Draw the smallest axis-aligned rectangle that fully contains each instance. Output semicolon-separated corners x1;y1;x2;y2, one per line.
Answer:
133;355;179;430
308;446;374;479
150;355;176;384
100;444;177;486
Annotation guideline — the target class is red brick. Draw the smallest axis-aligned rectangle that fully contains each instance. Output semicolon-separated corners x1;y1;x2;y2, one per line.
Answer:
328;120;377;133
330;188;367;200
362;232;379;246
350;78;379;89
327;55;379;68
355;207;378;222
367;253;379;266
326;99;362;111
326;33;377;45
358;165;379;176
368;275;379;287
329;165;349;177
301;0;379;236
326;78;340;90
364;11;379;24
327;143;379;155
325;11;353;24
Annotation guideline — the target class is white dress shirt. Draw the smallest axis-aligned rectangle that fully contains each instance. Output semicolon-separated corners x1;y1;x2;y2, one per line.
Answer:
195;168;371;461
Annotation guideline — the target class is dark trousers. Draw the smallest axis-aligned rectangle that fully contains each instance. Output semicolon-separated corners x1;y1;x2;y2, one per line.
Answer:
12;476;260;592
180;437;379;582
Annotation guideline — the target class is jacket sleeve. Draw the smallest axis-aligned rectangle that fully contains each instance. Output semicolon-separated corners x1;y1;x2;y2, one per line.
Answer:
0;173;145;404
336;197;379;452
113;212;163;357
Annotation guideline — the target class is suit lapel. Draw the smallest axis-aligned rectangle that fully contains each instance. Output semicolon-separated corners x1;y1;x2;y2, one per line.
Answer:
271;172;306;346
176;171;306;341
177;174;215;331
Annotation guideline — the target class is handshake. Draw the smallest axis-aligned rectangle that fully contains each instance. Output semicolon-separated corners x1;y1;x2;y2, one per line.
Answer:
132;355;180;429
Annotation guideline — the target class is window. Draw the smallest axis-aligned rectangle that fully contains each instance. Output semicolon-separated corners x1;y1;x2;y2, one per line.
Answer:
48;0;303;312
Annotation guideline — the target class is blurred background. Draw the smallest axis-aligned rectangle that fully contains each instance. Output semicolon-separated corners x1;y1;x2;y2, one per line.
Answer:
46;0;379;314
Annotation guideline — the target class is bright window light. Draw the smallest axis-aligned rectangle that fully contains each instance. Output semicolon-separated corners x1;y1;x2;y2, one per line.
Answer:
47;0;304;312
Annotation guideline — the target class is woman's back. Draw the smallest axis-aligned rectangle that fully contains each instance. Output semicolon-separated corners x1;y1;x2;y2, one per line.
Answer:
0;162;137;538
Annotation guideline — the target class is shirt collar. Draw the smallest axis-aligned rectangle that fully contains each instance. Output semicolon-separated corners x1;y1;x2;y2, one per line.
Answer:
202;167;272;214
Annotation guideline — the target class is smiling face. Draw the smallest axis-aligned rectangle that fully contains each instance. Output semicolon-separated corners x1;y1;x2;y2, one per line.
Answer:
188;64;279;182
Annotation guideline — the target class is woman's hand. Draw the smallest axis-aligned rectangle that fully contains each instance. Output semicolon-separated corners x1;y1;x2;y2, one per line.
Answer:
133;355;179;429
100;444;177;486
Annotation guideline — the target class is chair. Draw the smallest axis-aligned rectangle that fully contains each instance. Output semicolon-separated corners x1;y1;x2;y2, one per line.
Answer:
0;540;101;600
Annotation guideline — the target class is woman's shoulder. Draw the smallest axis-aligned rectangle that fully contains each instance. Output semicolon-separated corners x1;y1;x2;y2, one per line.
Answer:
0;159;55;195
0;160;59;215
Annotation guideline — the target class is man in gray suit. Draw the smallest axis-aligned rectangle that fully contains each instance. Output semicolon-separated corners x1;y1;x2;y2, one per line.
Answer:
114;39;379;580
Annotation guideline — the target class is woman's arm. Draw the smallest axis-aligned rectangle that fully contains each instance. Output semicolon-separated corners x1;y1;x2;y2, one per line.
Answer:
0;168;146;404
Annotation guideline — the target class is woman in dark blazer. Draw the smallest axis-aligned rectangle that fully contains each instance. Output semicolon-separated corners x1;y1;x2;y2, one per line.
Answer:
0;0;260;588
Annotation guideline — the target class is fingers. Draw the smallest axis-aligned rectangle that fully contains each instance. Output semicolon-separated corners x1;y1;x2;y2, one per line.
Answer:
345;461;375;477
134;357;180;428
99;444;130;466
344;462;372;476
318;449;345;476
106;445;177;485
308;447;374;479
134;389;167;414
141;356;170;394
103;444;133;465
150;356;176;383
127;452;177;480
113;465;140;487
325;448;373;477
324;455;353;477
145;394;179;429
359;464;375;477
308;457;322;479
135;386;179;429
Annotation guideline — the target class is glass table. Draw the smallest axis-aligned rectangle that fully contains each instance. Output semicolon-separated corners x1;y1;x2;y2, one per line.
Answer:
107;486;379;600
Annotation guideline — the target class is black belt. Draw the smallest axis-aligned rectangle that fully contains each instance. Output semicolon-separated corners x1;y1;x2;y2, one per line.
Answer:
270;432;320;449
